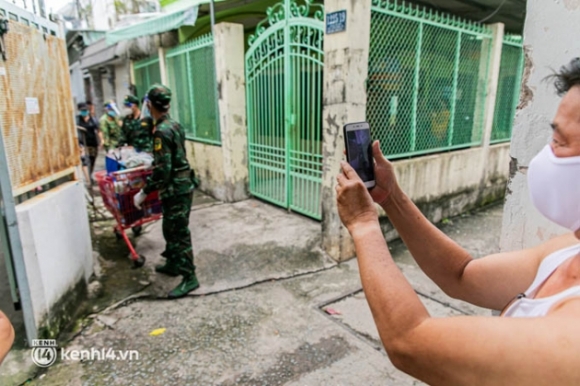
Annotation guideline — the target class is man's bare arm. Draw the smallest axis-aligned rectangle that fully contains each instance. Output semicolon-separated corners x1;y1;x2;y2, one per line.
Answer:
0;310;14;364
351;222;580;385
393;301;580;386
381;189;577;309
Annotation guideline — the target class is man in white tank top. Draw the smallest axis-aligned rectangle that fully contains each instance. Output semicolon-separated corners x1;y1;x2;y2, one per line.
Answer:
335;58;580;385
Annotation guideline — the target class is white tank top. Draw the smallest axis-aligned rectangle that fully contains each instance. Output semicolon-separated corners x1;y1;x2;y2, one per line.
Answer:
502;243;580;318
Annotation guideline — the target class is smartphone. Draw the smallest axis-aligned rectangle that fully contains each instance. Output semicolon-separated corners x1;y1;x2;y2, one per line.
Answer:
343;122;376;189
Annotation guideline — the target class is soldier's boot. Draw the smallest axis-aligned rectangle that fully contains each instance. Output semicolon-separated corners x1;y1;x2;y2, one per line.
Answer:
168;274;200;299
155;262;180;277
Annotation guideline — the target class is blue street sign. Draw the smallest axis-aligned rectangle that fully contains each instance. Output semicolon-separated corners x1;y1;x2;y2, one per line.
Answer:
326;10;347;35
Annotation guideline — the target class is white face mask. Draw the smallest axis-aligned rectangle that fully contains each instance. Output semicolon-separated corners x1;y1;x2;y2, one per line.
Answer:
123;108;133;116
528;145;580;231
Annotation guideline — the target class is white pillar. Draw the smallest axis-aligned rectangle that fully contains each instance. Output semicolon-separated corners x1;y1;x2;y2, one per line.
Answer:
321;0;372;262
158;46;168;85
214;22;248;201
500;2;580;252
481;23;505;150
479;23;504;180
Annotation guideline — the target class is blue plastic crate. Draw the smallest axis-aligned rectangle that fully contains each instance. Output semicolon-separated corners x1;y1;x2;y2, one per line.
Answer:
106;156;124;173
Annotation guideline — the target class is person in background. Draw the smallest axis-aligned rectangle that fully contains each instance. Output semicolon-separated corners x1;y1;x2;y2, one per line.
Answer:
133;84;199;299
76;102;100;177
99;101;122;152
0;310;14;365
120;95;153;152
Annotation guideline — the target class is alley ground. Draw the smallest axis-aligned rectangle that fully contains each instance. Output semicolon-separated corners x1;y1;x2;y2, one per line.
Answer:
1;180;504;385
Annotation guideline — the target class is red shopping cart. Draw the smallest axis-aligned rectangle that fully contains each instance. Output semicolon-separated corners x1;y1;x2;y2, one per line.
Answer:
94;167;162;268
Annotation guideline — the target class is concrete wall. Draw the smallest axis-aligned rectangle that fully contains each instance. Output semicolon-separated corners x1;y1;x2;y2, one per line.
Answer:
186;22;249;203
500;0;580;252
380;144;510;239
69;62;85;109
114;62;131;104
187;141;226;199
102;67;116;105
321;0;371;261
16;181;92;338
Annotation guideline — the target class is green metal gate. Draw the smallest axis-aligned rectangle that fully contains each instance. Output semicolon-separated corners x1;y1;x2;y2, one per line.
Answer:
133;55;162;99
246;0;324;220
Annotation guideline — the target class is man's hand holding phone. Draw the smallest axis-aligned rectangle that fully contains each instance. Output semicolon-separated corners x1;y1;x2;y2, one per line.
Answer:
336;161;378;234
366;141;400;208
343;121;401;207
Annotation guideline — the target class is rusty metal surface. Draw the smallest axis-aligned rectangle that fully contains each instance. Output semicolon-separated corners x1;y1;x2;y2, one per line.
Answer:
0;22;79;196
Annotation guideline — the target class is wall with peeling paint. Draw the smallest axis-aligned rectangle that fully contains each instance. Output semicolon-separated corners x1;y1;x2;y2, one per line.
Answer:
321;0;371;262
185;23;248;203
500;0;580;252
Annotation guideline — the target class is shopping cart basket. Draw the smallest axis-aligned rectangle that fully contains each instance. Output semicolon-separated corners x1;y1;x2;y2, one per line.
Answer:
94;167;162;268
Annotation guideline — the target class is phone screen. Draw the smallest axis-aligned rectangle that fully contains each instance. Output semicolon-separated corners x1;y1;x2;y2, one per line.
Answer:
346;127;375;184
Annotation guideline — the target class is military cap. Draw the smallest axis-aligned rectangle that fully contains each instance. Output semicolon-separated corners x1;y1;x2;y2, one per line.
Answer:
124;95;140;106
146;84;172;111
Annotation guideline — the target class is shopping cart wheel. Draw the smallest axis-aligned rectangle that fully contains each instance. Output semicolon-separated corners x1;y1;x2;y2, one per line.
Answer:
133;255;146;269
114;228;122;240
131;226;143;236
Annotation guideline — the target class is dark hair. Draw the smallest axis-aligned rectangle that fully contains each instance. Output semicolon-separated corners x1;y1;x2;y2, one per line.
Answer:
86;101;93;106
550;58;580;96
77;102;88;110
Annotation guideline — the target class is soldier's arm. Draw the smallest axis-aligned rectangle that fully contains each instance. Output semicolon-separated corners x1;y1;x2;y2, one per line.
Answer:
99;118;109;148
0;310;14;364
143;131;172;194
118;118;128;146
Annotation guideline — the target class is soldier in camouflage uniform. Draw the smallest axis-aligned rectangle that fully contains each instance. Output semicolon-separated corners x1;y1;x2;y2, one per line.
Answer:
133;84;199;299
120;95;154;152
99;102;122;151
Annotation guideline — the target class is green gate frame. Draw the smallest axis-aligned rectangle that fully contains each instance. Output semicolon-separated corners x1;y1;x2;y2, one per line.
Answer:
133;55;162;99
246;0;324;220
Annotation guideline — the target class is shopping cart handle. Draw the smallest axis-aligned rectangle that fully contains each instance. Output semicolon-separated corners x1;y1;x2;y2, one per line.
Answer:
112;165;148;175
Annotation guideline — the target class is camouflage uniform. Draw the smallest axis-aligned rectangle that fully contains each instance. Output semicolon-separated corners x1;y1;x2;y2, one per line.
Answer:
142;84;198;298
120;95;154;152
99;113;122;151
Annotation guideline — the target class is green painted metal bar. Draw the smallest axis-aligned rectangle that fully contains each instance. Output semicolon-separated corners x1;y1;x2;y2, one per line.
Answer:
186;51;198;138
283;0;291;209
410;22;423;152
511;45;525;119
134;55;160;70
371;1;492;37
447;31;462;147
166;37;213;58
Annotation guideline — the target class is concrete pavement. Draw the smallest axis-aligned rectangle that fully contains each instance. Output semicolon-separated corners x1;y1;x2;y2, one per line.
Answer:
0;194;504;385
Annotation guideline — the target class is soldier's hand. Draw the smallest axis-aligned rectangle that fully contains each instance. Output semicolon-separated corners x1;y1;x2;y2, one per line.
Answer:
133;190;147;209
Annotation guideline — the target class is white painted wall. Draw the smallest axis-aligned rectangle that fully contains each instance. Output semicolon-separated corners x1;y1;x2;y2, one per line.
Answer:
91;0;116;30
114;62;131;103
102;69;116;106
500;0;580;252
69;62;85;109
16;181;92;329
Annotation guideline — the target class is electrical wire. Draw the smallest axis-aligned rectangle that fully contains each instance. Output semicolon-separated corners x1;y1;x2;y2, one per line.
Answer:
477;0;509;23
